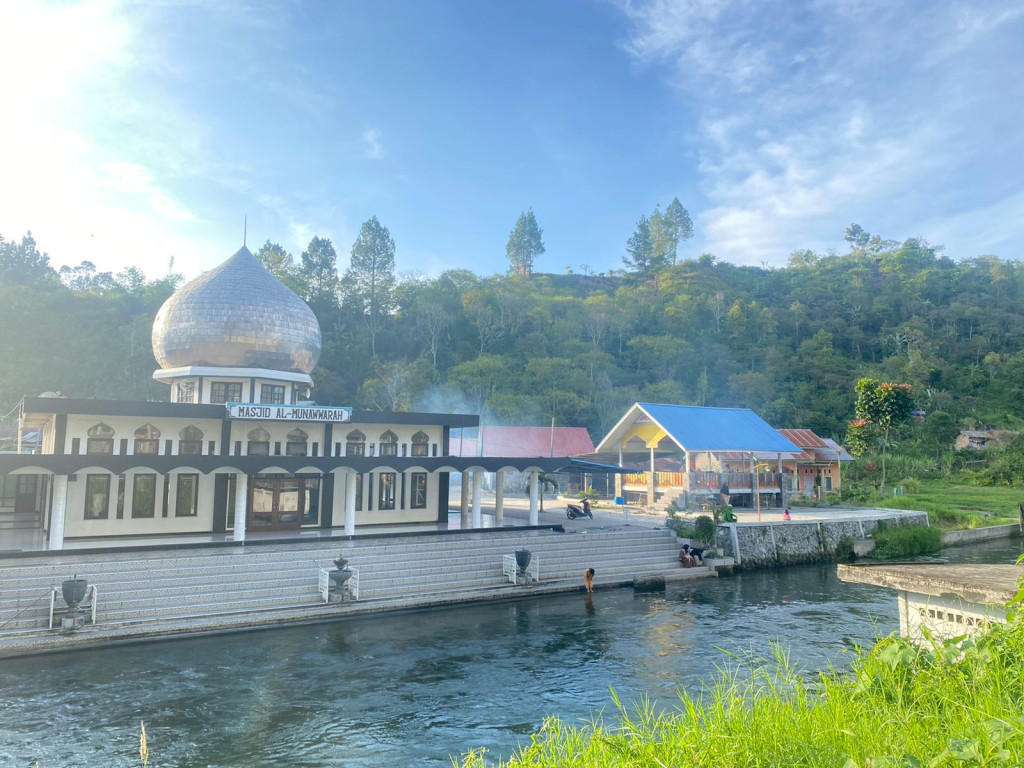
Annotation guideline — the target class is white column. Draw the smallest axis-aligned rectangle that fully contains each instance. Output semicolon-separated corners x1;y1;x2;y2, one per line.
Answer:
48;475;68;551
528;471;539;525
345;472;357;536
684;449;691;504
471;470;482;528
494;470;505;527
460;473;470;528
648;447;656;507
615;444;623;498
233;472;248;542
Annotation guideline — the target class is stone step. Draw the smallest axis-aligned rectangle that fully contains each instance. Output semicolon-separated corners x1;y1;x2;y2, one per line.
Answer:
0;564;717;641
0;530;676;575
0;529;699;650
0;535;680;591
0;542;681;598
0;551;683;618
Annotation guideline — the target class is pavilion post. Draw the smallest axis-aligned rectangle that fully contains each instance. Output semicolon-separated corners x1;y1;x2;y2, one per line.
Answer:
648;447;656;507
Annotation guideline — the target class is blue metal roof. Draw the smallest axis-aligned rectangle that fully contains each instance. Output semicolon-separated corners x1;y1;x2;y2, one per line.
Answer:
637;403;801;453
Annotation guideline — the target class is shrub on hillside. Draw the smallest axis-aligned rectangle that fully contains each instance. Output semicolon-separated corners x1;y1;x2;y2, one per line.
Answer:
899;477;922;494
970;434;1024;486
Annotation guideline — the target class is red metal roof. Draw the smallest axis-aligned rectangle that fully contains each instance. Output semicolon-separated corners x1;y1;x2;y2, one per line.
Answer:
452;426;596;458
777;428;830;448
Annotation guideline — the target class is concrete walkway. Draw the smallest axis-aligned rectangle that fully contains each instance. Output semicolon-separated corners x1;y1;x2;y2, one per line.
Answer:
487;495;925;530
7;495;926;555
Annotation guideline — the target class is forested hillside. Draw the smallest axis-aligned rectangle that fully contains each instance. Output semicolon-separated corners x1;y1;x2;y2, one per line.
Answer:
2;226;1023;446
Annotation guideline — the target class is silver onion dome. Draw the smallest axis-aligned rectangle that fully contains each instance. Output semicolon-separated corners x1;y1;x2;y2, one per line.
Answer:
152;246;322;374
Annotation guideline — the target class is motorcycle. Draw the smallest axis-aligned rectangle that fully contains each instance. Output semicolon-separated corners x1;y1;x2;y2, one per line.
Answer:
566;499;593;520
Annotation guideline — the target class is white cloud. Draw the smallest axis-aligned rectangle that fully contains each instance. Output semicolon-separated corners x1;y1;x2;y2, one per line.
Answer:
615;0;1024;264
916;191;1024;261
0;0;219;277
362;128;385;160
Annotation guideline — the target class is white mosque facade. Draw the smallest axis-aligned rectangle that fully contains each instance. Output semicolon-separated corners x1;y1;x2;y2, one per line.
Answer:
2;246;563;550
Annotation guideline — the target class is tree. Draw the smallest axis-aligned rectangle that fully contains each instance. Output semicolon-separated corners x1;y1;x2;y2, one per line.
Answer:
505;209;545;274
649;207;670;266
921;411;958;462
847;379;915;491
663;198;693;264
255;240;306;295
347;216;396;359
623;215;657;274
59;261;113;293
0;232;57;287
300;236;340;313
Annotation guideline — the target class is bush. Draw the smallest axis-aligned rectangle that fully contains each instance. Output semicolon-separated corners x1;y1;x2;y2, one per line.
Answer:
900;477;922;494
871;522;942;559
834;536;856;563
665;504;695;538
969;434;1024;485
694;515;716;544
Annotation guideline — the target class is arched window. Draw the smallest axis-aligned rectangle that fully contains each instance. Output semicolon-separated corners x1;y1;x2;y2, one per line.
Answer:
286;427;308;457
179;425;204;456
133;423;161;455
346;429;366;457
379;430;398;457
247;427;271;456
86;422;115;454
411;430;430;457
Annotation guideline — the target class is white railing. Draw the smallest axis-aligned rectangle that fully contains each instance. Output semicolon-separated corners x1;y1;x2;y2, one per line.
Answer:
49;585;98;629
315;563;360;603
502;554;539;585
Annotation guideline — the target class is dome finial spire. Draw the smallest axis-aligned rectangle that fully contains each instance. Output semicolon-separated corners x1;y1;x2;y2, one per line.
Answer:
243;215;247;247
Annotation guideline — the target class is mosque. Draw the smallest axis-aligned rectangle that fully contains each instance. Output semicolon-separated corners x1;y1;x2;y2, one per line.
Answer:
1;246;565;550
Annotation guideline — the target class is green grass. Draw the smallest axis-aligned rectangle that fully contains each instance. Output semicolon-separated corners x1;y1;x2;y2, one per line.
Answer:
873;479;1020;532
871;521;943;558
459;620;1024;767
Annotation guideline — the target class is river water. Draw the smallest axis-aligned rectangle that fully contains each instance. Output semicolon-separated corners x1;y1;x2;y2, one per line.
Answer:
1;538;1019;767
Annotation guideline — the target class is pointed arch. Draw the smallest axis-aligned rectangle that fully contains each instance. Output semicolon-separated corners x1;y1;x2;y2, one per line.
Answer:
346;429;366;456
178;424;204;456
86;422;114;454
247;427;271;456
133;423;161;455
411;430;430;457
286;427;308;457
379;429;398;457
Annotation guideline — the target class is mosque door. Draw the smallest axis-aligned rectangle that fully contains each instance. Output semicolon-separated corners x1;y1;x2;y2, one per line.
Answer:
248;478;302;531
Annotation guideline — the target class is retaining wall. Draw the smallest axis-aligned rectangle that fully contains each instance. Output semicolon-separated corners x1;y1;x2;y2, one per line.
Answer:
714;511;930;569
941;523;1021;547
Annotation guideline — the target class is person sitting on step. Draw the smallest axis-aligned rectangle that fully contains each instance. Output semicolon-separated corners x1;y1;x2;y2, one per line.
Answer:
682;544;705;565
679;546;694;567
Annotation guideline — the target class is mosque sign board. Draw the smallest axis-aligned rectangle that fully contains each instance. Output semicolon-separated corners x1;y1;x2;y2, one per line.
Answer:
226;403;353;423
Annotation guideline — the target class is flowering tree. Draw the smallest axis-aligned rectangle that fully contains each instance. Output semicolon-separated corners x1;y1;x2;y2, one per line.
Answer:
846;379;915;492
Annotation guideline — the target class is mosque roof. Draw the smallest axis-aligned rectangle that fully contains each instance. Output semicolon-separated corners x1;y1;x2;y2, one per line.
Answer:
152;246;322;374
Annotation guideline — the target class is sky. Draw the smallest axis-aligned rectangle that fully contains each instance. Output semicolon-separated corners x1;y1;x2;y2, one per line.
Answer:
1;0;1023;282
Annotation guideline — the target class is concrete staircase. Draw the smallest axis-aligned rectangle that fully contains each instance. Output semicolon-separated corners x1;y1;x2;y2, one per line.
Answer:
0;527;714;657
